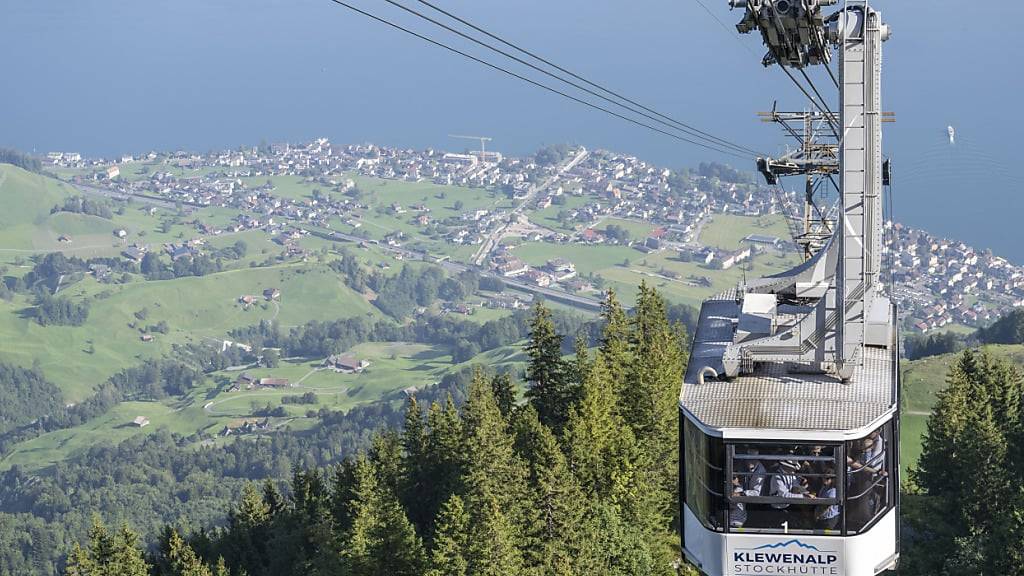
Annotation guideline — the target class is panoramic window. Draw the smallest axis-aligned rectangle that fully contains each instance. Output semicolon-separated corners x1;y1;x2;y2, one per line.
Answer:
683;420;896;536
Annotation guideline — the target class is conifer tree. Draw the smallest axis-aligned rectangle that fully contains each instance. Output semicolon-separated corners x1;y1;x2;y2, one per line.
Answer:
231;483;270;530
599;288;633;400
110;524;151;576
565;353;627;497
622;282;685;528
571;333;592;393
512;406;586;572
64;544;95;576
490;372;516;420
422;395;466;537
462;369;528;515
262;479;286;516
86;516;115;570
342;456;426;576
212;557;231;576
330;458;359;535
401;396;431;532
368;430;403;498
426;495;471;576
525;301;570;430
461;370;531;571
464;491;525;576
165;530;213;576
917;349;989;499
64;520;152;576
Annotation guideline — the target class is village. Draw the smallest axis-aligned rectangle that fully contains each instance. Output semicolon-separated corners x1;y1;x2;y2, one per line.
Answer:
44;138;1024;333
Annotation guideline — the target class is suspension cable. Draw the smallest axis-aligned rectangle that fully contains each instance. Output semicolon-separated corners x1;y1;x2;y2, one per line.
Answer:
395;0;762;157
324;0;750;159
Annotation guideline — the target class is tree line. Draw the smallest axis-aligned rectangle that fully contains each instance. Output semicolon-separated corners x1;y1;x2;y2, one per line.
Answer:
905;308;1024;361
51;197;114;220
0;148;42;173
59;284;692;576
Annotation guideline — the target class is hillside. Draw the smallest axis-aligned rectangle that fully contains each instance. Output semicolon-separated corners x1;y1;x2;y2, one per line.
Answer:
900;343;1024;470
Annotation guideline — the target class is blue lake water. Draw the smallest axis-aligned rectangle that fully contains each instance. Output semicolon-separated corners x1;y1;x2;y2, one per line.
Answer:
2;0;1021;260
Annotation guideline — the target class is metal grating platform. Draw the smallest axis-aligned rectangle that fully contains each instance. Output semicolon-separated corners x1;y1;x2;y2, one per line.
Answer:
681;291;897;432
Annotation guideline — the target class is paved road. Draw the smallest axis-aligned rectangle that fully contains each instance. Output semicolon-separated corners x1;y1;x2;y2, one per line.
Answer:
471;148;589;266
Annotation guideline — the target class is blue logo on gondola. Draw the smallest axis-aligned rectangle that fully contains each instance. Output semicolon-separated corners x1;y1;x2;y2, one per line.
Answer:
732;539;839;572
750;539;823;551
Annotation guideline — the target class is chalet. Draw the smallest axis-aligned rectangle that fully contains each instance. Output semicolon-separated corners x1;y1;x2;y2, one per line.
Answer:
239;295;257;305
140;334;154;342
263;287;281;301
719;248;752;270
524;270;553;287
132;416;150;427
58;235;72;243
89;264;110;279
170;246;193;261
259;377;290;388
114;229;128;239
122;247;145;262
236;372;257;386
324;354;369;373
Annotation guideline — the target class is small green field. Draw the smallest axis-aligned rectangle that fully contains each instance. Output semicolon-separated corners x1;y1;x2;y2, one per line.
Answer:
594;217;658;240
699;214;792;250
528;195;590;231
513;239;800;308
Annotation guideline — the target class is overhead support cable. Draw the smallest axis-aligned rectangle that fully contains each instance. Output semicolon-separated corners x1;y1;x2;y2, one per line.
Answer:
798;68;836;120
777;64;839;139
324;0;750;159
690;0;760;58
390;0;762;157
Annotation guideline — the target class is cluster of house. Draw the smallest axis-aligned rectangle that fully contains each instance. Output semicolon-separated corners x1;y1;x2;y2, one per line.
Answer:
886;223;1024;332
230;372;291;391
221;418;271;436
323;354;370;373
56;138;1024;333
238;288;281;307
487;253;591;292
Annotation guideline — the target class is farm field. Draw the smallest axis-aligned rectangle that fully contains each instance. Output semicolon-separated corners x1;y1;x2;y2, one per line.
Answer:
513;231;801;308
594;216;658;240
0;341;527;473
699;213;792;250
0;263;380;401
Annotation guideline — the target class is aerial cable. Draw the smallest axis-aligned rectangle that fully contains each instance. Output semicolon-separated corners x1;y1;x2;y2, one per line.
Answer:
798;68;836;121
324;0;750;159
777;64;839;139
383;0;761;157
414;0;763;156
690;0;760;59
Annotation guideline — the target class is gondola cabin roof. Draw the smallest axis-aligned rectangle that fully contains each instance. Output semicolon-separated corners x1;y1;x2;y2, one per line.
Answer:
681;289;898;433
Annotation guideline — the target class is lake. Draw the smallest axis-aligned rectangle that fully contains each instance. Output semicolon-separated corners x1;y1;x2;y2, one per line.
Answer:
2;0;1021;260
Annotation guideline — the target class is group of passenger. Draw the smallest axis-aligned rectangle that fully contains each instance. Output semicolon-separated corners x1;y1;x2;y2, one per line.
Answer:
727;432;887;533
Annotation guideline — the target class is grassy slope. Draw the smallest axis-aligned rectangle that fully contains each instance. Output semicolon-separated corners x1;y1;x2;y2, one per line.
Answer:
899;343;1024;472
0;263;380;402
1;341;526;472
0;164;239;263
